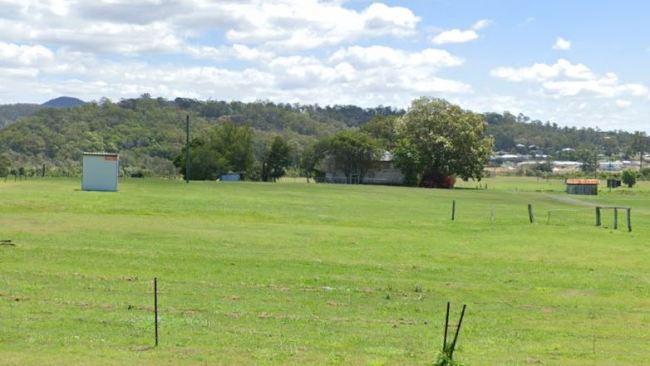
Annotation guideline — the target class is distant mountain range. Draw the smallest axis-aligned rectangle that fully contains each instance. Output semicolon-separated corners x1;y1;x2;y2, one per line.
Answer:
0;96;86;128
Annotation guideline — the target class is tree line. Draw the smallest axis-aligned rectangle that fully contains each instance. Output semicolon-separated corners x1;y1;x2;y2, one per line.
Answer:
172;98;493;187
0;94;647;182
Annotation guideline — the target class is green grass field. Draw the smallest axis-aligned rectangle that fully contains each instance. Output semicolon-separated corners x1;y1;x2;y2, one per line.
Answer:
1;177;648;365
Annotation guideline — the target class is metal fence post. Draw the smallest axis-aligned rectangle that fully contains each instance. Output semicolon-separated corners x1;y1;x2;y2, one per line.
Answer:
451;200;456;221
154;277;159;347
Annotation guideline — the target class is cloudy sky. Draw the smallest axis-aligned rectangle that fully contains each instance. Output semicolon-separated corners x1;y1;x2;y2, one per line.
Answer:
0;0;648;131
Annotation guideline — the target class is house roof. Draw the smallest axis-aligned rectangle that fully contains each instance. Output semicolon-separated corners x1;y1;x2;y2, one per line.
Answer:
566;179;599;185
83;152;119;157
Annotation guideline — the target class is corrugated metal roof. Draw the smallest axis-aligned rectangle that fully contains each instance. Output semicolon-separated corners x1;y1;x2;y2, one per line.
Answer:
83;152;119;157
566;179;599;185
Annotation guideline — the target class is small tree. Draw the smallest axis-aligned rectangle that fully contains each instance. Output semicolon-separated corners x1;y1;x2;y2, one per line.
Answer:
0;154;10;178
622;169;637;188
299;141;327;183
325;130;380;183
262;136;291;182
576;145;599;175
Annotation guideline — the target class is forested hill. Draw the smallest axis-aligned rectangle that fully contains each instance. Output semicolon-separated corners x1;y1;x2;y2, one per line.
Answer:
0;104;42;129
0;95;643;176
0;97;87;129
0;96;401;175
485;112;640;155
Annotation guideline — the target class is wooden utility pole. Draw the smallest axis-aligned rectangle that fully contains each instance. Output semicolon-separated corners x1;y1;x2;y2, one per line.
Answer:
185;115;190;183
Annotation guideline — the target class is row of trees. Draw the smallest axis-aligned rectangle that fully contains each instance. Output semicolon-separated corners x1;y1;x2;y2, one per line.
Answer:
303;98;492;187
173;123;294;182
179;98;493;187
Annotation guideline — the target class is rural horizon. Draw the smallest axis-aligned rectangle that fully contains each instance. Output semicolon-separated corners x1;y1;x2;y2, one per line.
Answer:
7;93;650;134
1;1;649;365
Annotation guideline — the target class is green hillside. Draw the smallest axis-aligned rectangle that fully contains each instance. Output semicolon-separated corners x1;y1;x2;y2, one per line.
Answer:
0;97;399;176
0;104;42;129
0;96;645;178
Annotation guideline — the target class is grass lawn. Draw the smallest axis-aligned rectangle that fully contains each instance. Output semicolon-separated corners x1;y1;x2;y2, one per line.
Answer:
1;177;648;365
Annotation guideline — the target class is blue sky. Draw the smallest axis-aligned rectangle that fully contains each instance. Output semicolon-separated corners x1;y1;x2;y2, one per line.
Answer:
0;0;648;131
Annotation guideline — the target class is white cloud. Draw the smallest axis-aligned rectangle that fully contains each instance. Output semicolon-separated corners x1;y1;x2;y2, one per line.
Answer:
221;1;420;50
0;1;420;54
329;46;463;68
616;99;632;108
432;29;478;45
471;19;492;30
432;19;491;45
541;77;648;98
553;37;571;51
0;42;54;66
0;43;472;107
492;59;649;99
491;59;594;82
185;44;275;62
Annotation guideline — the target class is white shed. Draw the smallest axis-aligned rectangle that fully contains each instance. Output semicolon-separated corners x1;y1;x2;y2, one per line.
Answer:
82;152;119;192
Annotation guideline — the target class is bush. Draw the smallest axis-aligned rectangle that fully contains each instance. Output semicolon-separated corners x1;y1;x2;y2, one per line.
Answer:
622;169;637;188
433;351;464;366
0;154;11;177
640;168;650;180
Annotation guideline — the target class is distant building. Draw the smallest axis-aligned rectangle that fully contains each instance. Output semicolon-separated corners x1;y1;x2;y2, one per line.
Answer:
321;151;404;185
552;161;582;173
490;153;530;166
566;178;599;195
598;160;637;172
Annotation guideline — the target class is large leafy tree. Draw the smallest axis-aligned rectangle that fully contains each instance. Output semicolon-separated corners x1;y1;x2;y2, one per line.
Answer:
174;122;254;180
360;115;398;148
393;98;493;187
262;136;292;182
324;130;380;183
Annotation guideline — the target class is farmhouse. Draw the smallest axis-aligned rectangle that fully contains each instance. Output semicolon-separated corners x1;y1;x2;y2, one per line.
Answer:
566;178;599;195
321;151;404;185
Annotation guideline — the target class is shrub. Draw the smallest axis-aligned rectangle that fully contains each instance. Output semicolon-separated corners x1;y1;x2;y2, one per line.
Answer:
622;169;637;188
640;168;650;180
0;154;11;177
433;351;464;366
